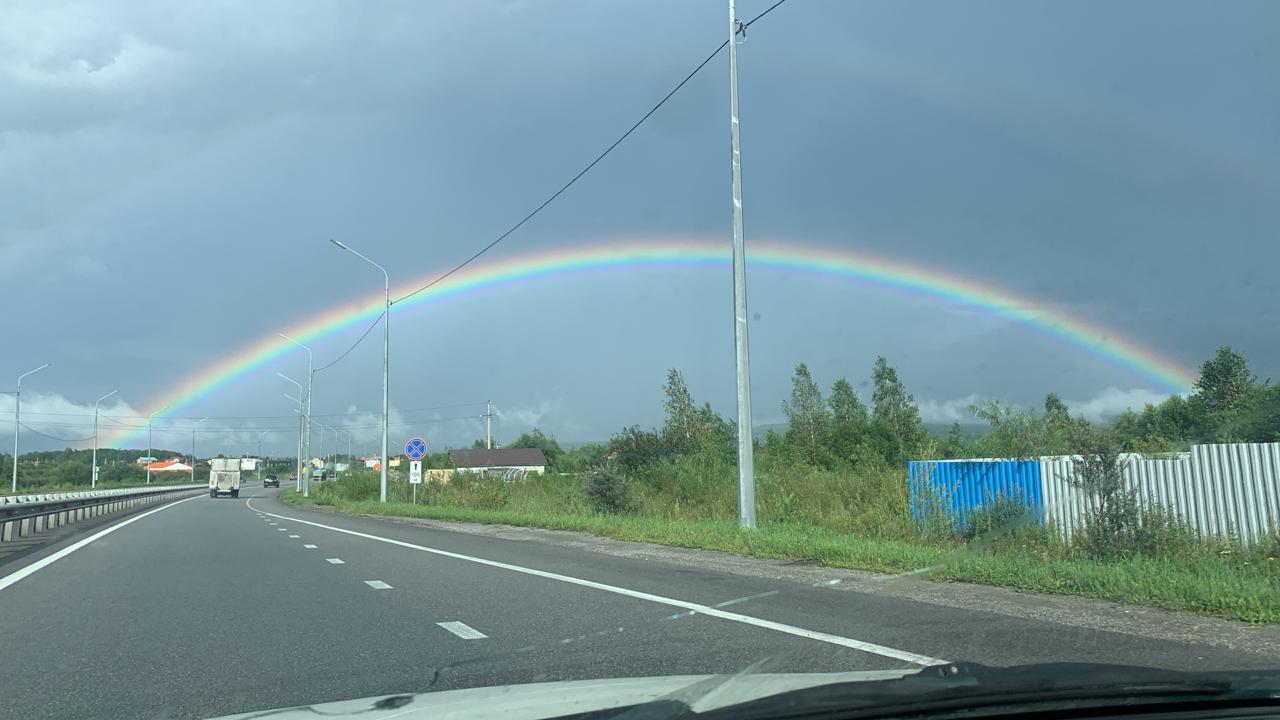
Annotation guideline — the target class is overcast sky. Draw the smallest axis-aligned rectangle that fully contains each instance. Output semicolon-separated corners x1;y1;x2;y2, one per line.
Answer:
2;0;1277;456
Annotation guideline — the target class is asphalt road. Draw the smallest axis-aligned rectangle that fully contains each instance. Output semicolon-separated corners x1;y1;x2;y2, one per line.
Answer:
0;481;1274;719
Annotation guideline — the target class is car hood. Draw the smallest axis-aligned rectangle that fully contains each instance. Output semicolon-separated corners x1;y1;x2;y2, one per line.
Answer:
211;670;917;720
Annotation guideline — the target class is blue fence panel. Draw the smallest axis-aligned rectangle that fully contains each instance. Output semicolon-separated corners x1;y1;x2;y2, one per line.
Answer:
908;459;1044;526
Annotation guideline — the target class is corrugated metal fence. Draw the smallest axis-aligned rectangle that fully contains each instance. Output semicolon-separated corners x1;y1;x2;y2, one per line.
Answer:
1040;453;1194;542
1191;443;1280;542
909;443;1280;544
908;459;1041;526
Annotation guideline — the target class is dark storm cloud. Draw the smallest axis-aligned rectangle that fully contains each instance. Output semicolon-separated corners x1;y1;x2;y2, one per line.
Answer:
2;0;1277;451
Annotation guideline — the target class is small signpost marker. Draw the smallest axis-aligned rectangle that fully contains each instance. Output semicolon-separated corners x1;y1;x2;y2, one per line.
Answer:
410;460;422;503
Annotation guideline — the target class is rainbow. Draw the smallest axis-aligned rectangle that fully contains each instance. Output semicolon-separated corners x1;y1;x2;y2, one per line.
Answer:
105;238;1196;446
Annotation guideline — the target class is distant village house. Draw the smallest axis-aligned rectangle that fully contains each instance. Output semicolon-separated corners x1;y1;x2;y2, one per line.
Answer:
448;448;547;481
146;458;192;472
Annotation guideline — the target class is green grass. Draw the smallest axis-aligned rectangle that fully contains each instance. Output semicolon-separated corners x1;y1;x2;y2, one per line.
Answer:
288;490;940;572
284;476;1280;624
930;551;1280;624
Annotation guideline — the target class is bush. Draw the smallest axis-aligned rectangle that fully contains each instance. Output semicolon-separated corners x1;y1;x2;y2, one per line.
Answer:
607;426;669;474
1066;426;1203;561
961;492;1060;556
1073;490;1201;561
586;464;633;514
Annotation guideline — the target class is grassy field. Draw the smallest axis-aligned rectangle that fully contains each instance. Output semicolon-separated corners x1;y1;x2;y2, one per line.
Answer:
283;466;1280;624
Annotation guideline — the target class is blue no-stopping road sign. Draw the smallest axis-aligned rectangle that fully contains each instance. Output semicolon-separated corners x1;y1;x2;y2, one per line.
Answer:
404;437;427;460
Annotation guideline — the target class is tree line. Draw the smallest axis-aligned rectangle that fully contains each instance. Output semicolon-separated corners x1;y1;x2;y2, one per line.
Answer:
496;345;1275;478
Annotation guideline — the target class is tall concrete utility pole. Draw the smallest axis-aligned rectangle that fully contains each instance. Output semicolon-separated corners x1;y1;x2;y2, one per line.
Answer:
485;400;494;449
728;0;756;529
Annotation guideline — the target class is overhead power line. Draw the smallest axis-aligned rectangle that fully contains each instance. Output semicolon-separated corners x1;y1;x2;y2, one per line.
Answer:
314;311;385;373
18;422;95;444
313;0;790;372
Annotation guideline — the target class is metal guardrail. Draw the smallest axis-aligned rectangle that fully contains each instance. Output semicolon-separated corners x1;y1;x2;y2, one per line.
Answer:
0;483;208;543
0;483;201;507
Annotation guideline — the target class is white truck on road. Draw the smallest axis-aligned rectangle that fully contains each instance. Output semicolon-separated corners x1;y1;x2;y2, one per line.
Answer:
209;458;242;499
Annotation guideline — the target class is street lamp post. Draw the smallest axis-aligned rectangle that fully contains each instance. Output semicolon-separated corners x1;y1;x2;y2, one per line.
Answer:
284;394;304;490
279;373;304;491
90;386;119;486
11;363;49;494
257;430;270;483
330;239;390;503
191;417;208;487
146;405;170;485
91;389;119;489
279;333;313;498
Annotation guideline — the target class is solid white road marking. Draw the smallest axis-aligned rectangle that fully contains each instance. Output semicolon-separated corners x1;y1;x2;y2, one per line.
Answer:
437;621;487;639
325;558;345;564
0;495;204;593
364;580;392;589
288;534;300;538
303;544;318;549
249;504;944;666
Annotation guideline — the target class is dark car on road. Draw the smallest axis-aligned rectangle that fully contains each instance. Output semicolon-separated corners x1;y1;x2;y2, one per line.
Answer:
263;474;280;488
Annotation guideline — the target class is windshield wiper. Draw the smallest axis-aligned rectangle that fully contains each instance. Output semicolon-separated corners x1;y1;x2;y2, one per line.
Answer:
694;662;1280;720
556;662;1280;720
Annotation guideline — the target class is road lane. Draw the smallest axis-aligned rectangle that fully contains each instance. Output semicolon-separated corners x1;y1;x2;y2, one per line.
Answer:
246;491;1279;672
1;483;1274;720
0;486;904;719
245;497;942;666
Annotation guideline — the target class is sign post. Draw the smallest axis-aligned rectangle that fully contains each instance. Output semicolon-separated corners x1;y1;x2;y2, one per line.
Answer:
405;438;426;504
409;460;422;504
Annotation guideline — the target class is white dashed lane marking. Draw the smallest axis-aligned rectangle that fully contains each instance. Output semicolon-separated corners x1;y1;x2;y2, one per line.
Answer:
303;544;318;549
364;580;392;590
437;621;487;639
246;500;944;666
325;558;345;564
277;528;287;532
288;535;300;538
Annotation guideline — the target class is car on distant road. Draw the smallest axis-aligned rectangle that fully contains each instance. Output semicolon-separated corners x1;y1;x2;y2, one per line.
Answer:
263;474;279;488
